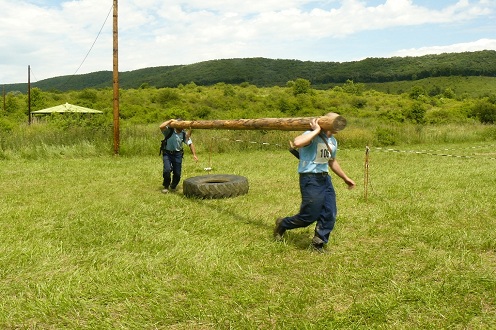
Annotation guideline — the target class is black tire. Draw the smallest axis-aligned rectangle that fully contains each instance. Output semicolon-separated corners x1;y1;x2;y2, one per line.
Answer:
183;174;249;199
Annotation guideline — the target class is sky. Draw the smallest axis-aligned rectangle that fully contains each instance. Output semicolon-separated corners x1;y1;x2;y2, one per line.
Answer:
1;0;495;84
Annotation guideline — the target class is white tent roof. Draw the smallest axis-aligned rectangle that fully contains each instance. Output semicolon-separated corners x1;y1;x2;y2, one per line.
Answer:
31;103;103;114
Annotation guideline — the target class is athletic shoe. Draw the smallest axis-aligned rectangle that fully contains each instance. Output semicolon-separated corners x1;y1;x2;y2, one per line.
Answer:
311;243;325;253
161;188;169;194
273;218;286;240
311;236;326;253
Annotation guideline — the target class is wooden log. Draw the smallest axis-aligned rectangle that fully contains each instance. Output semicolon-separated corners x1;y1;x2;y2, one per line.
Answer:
168;112;346;132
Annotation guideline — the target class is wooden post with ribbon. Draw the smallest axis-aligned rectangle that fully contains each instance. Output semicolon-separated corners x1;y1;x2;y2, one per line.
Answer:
364;146;370;201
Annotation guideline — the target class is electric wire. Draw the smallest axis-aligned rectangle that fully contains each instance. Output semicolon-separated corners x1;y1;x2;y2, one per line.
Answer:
29;68;39;83
56;3;113;89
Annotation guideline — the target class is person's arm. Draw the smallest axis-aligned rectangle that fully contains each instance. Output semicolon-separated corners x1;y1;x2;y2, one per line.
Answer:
288;140;300;159
184;131;198;162
329;158;355;189
159;119;173;131
293;118;321;148
188;143;198;162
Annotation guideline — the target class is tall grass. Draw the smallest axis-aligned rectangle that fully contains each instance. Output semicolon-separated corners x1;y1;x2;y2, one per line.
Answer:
1;140;495;328
1;120;495;160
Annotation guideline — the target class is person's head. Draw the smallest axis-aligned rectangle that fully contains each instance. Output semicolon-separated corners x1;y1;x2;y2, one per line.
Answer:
324;112;346;136
174;118;184;132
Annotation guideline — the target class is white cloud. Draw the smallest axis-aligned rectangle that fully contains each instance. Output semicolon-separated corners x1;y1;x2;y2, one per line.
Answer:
392;38;496;57
1;0;495;83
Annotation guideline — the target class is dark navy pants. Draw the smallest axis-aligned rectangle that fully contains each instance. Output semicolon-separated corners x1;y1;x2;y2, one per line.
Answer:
162;151;184;189
281;173;337;243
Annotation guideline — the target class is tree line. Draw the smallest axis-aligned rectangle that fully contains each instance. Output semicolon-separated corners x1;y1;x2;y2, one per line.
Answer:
4;50;496;93
2;78;496;131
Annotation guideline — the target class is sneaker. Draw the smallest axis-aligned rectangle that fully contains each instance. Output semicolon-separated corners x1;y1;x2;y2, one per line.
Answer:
311;242;325;253
161;188;169;194
273;218;286;240
170;187;177;192
311;236;326;253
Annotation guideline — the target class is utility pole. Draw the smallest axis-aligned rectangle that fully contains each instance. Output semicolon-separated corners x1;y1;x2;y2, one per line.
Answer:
112;0;120;155
28;65;31;125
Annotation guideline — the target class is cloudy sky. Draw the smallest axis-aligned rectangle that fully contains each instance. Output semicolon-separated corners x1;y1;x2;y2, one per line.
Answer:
1;0;495;84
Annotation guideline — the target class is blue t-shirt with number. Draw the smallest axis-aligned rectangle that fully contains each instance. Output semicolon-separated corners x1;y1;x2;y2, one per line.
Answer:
297;131;337;174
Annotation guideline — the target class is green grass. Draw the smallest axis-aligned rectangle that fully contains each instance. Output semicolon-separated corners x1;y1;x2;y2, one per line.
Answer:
1;143;495;329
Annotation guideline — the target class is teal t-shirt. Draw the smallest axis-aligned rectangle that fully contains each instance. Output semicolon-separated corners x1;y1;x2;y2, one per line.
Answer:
162;128;192;152
297;131;337;174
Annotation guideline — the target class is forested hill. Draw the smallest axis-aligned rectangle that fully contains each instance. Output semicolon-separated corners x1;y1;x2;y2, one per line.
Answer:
6;50;496;93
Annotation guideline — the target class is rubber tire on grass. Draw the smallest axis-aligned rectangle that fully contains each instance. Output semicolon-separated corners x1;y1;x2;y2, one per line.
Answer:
183;174;249;199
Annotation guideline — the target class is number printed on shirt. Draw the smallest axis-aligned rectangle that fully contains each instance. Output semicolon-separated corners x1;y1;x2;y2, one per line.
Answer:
320;148;331;159
314;142;331;164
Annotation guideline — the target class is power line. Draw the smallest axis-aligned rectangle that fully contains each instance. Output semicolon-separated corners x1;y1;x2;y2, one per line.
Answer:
57;3;114;89
71;4;114;77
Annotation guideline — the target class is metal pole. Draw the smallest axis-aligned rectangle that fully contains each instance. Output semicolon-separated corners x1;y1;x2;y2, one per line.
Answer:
112;0;120;155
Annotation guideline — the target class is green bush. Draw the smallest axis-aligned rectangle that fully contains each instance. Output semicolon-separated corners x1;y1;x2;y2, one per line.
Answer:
470;100;496;124
404;102;426;124
155;88;180;104
0;117;16;132
378;109;405;123
425;108;466;124
375;127;399;146
351;97;367;109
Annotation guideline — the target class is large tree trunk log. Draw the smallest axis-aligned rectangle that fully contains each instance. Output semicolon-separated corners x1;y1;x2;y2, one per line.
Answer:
168;113;346;132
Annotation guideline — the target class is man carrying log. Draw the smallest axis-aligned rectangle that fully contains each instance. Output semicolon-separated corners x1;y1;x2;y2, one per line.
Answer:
274;115;356;253
159;119;198;193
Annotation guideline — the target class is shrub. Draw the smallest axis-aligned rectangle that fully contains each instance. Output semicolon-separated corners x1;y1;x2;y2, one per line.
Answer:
443;87;456;99
291;78;312;96
223;85;236;97
425;108;463;124
351;97;367;109
470;100;496;124
409;85;426;99
404;102;426;124
379;109;405;123
375;127;398;146
0;117;16;132
155;88;180;104
342;80;365;95
78;89;98;103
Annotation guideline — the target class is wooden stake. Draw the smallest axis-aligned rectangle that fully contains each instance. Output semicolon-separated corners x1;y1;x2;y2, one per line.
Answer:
364;146;370;201
28;65;31;125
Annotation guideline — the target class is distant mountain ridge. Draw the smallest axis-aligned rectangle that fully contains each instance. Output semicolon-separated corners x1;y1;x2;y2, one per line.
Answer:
5;50;496;93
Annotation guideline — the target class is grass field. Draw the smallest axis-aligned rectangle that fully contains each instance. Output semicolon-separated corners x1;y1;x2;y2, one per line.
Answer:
1;142;495;329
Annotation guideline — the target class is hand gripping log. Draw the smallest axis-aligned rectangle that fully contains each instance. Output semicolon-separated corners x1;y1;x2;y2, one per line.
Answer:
167;112;346;132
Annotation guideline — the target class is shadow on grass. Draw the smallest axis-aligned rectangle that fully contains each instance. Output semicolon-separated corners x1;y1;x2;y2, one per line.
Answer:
284;231;316;251
171;189;317;252
179;194;270;231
